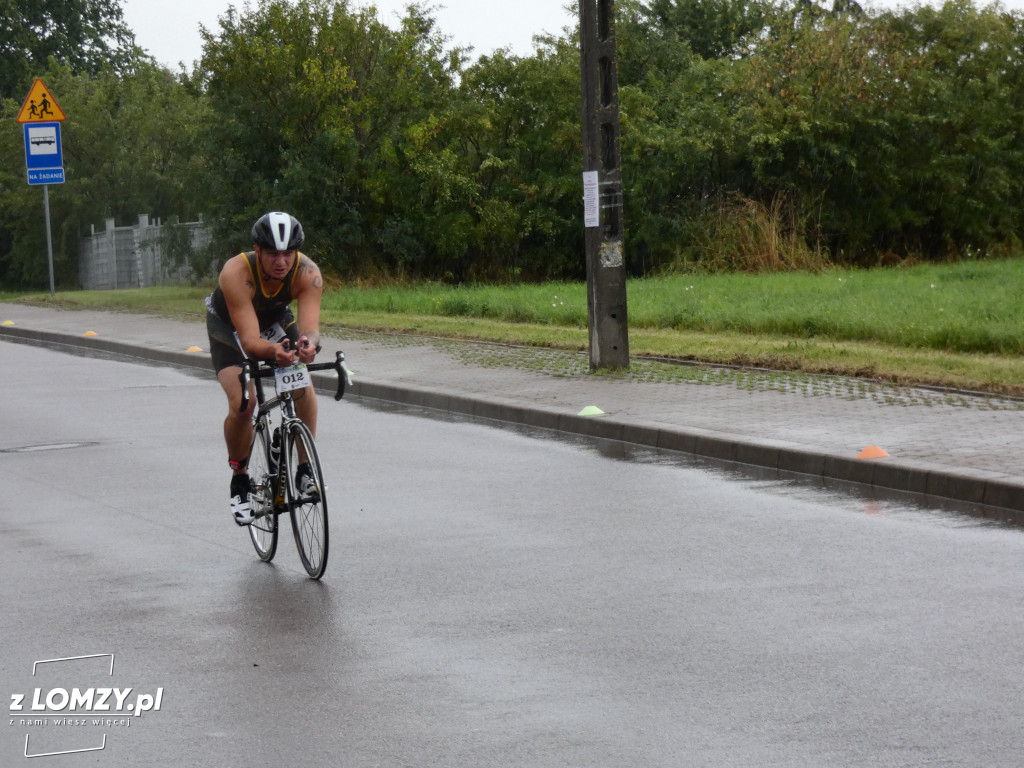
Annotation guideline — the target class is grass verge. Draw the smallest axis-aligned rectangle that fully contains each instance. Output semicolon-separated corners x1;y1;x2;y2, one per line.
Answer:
4;266;1024;397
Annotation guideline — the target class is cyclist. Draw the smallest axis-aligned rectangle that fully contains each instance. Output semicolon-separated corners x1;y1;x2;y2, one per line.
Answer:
205;211;324;525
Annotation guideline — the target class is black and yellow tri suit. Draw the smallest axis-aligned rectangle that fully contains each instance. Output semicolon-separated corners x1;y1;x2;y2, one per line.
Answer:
205;251;305;371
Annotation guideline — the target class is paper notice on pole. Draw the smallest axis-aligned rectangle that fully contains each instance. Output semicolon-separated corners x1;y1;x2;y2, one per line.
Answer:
583;171;599;228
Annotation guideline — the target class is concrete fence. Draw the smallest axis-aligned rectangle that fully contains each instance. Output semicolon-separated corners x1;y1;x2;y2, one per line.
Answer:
78;215;213;290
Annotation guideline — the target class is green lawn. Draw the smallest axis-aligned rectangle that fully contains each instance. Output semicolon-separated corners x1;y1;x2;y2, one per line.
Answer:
5;259;1024;395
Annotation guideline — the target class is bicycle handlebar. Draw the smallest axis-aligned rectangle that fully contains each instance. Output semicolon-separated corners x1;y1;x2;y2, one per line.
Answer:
238;350;352;412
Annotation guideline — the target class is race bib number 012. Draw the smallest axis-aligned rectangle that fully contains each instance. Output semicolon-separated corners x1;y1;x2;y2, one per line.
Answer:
275;362;310;394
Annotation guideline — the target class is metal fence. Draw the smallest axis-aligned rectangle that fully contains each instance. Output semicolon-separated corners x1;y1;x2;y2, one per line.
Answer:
78;215;213;290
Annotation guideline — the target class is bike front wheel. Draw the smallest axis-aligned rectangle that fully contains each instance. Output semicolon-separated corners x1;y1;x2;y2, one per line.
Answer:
247;421;278;562
285;421;329;579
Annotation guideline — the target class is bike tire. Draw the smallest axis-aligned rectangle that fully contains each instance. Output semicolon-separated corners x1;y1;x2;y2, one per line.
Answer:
285;421;329;579
247;420;278;562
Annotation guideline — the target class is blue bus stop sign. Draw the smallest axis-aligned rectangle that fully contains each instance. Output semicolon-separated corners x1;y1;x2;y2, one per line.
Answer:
24;122;64;185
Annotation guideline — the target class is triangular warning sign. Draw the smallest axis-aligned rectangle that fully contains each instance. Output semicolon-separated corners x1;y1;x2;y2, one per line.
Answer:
17;79;66;123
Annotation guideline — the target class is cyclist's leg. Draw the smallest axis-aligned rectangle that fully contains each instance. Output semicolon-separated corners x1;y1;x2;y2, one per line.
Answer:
292;386;318;439
210;336;258;523
215;362;256;468
209;317;256;468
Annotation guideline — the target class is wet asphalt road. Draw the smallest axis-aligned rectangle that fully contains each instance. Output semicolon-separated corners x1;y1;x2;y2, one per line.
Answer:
3;341;1024;767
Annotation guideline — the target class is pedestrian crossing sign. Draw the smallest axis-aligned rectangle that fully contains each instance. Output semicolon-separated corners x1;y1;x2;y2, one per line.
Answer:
16;79;66;123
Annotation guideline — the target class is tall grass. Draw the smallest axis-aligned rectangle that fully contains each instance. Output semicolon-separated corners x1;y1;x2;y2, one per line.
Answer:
628;260;1024;354
321;260;1024;355
321;281;590;328
696;193;831;273
10;259;1024;356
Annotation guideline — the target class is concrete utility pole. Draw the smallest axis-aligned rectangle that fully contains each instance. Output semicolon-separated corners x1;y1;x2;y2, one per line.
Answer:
579;0;629;369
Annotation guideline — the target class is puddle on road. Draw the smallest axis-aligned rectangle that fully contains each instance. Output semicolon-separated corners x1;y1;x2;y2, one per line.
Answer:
356;396;1024;533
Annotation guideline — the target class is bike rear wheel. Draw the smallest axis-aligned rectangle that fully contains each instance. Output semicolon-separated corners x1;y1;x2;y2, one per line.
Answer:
285;421;329;579
247;421;278;562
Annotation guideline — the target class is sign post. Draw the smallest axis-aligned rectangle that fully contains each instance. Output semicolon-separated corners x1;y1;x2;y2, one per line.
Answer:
17;79;67;297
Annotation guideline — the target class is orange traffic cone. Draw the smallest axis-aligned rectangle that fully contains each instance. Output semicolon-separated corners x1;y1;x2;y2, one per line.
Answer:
857;445;889;459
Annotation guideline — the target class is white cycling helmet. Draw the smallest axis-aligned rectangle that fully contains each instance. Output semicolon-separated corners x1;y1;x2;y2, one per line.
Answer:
252;211;304;251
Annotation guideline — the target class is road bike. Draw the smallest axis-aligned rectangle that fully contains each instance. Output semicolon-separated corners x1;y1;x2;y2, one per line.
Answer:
238;350;351;579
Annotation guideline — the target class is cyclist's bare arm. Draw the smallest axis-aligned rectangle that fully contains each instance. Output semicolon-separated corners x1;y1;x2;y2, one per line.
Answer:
220;255;296;367
293;255;324;364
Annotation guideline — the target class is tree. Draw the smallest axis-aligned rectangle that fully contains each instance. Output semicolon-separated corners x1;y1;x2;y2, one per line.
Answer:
419;35;586;282
0;61;210;287
640;0;772;60
0;0;142;100
875;0;1024;257
191;0;460;275
736;0;1024;262
616;0;755;272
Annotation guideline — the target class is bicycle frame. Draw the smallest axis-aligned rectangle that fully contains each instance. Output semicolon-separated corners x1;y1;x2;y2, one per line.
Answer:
251;401;296;517
238;351;348;579
238;351;349;519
